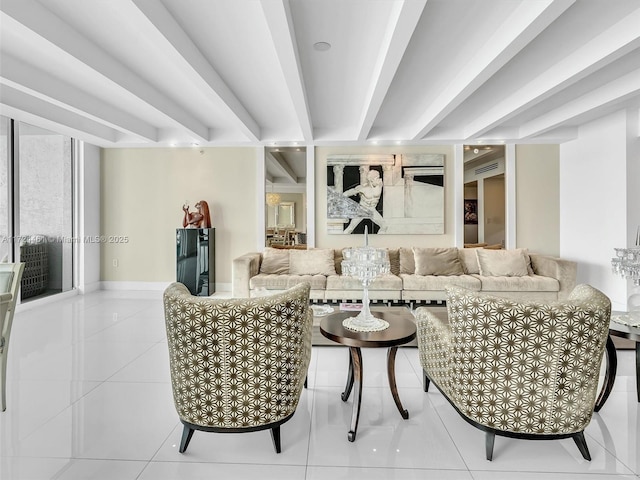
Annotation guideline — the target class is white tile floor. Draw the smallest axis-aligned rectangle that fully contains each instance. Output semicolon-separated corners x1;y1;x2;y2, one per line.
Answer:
0;290;638;480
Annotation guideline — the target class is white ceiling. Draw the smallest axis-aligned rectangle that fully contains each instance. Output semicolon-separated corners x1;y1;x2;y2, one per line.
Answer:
1;0;639;150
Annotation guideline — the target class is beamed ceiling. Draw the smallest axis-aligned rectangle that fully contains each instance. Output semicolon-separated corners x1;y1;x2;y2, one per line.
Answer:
1;0;639;148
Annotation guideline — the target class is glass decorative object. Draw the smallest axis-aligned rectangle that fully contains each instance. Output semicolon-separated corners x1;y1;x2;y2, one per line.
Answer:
341;226;390;332
611;228;640;314
266;192;281;206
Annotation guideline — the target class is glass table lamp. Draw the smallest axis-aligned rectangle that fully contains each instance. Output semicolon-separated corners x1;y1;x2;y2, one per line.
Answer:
612;246;640;314
611;227;640;318
341;226;390;332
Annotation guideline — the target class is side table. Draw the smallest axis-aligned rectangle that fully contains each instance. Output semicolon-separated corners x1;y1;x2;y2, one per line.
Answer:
595;311;640;411
319;307;416;442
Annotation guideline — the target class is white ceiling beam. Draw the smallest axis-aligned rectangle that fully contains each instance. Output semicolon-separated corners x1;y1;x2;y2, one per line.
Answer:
0;1;209;142
267;151;297;184
0;54;158;142
0;85;119;143
131;0;261;142
410;0;574;140
464;6;640;139
519;68;640;138
357;0;427;141
259;0;312;142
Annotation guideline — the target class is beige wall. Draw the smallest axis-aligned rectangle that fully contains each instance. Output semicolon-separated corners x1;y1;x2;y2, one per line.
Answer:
101;147;259;286
314;145;455;249
99;143;560;288
515;144;559;256
484;174;505;246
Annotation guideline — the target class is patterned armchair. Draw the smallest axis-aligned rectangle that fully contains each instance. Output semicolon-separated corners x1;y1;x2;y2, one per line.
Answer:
416;284;611;461
0;262;25;412
163;281;312;454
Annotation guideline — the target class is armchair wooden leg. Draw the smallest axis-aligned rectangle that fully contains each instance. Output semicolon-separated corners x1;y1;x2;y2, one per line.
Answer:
423;370;430;392
270;426;282;453
304;375;308;389
572;432;591;461
179;425;195;453
485;431;495;461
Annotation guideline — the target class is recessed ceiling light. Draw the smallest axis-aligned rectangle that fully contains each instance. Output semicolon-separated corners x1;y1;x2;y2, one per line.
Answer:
313;41;331;52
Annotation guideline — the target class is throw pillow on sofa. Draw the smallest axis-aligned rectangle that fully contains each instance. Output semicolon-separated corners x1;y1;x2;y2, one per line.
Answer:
259;247;290;274
458;248;481;274
387;248;401;276
476;248;530;276
413;247;465;276
289;248;337;276
399;247;415;274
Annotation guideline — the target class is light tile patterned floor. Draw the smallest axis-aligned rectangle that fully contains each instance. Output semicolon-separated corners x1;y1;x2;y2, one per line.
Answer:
0;290;638;480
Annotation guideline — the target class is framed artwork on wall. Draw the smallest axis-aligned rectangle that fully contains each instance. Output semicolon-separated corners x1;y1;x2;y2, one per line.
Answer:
464;199;478;225
326;153;445;235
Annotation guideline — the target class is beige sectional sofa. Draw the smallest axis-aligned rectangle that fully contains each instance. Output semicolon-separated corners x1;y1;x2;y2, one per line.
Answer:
232;246;577;304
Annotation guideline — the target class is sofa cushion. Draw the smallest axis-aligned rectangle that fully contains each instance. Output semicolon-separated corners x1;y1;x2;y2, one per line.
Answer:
401;273;481;291
387;248;401;276
476;248;530;277
250;273;327;291
474;274;559;292
413;247;464;276
399;247;415;274
286;275;328;290
259;247;290;274
250;273;289;290
333;248;344;275
289;248;336;276
326;273;402;291
458;248;481;274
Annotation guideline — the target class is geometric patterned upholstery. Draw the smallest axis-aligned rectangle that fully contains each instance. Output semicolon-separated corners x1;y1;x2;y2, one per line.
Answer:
416;284;611;459
163;281;312;437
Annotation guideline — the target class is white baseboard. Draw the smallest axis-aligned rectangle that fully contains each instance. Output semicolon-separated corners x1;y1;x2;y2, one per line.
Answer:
99;281;232;293
100;281;171;291
79;281;101;294
215;283;232;293
14;282;233;313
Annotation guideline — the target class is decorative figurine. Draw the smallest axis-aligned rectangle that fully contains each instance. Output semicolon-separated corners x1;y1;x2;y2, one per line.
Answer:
182;200;211;228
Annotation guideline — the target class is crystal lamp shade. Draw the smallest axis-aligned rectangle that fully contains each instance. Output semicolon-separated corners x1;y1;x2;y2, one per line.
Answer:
611;247;640;287
611;245;640;314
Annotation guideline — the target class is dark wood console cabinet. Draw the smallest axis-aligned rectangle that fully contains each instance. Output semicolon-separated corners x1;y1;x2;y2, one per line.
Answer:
176;228;215;296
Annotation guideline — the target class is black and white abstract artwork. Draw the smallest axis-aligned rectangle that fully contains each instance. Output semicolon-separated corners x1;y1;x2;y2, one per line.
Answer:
327;154;444;235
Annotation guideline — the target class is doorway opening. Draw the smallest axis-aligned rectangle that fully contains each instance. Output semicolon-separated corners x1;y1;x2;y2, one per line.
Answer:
463;145;505;248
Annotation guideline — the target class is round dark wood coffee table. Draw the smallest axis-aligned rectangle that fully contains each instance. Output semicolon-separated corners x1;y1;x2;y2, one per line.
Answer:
319;308;416;442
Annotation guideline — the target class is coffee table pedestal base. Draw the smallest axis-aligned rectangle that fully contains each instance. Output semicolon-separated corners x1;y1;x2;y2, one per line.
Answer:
341;345;409;442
